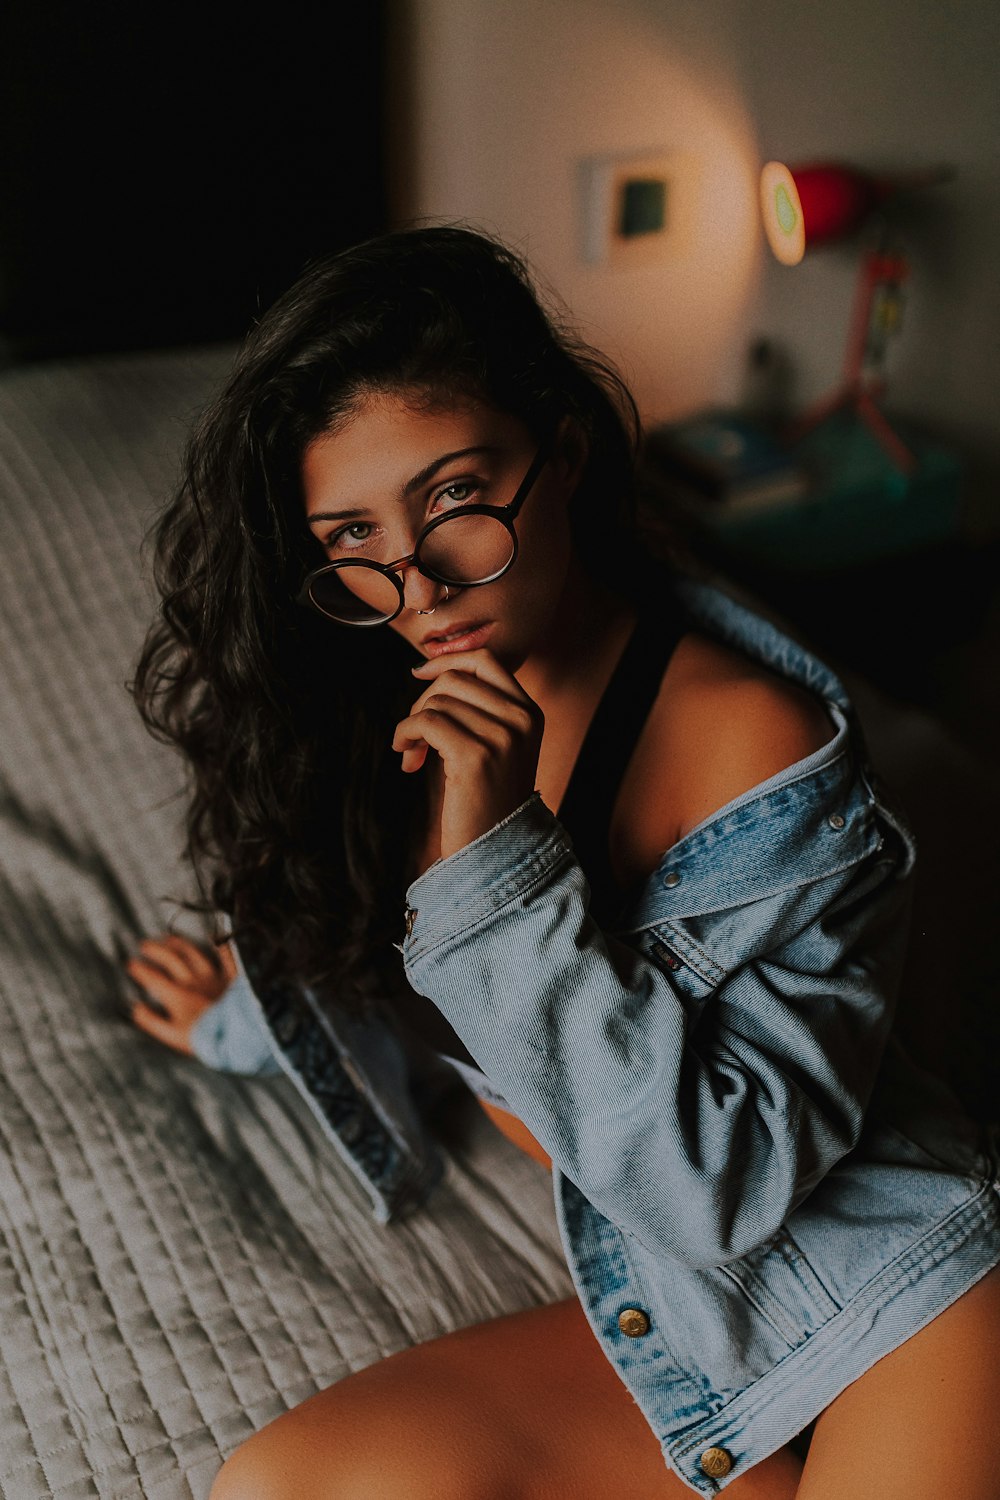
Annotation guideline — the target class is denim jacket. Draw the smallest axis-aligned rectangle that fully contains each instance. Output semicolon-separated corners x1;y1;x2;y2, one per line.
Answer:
199;577;1000;1493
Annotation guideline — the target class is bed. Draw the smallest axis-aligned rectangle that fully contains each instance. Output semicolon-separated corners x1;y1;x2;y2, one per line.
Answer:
0;345;995;1497
0;347;575;1499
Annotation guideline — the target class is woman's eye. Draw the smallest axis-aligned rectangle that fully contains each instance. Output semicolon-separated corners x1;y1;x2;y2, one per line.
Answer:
327;521;375;551
434;480;479;511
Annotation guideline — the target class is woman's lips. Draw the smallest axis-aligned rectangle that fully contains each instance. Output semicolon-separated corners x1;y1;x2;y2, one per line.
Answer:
422;620;494;657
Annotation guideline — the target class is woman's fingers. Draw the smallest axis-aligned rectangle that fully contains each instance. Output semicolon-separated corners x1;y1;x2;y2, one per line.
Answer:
162;933;219;987
126;954;218;1058
408;671;530;726
134;935;227;999
394;695;531;765
215;940;238;984
397;651;542;776
411;647;525;696
409;651;538;725
126;957;195;1016
393;698;502;776
397;740;429;775
130;996;197;1057
135;937;195;984
392;693;541;857
396;647;543;855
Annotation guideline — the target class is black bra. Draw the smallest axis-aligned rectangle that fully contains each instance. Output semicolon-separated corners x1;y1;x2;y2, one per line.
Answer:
556;597;687;926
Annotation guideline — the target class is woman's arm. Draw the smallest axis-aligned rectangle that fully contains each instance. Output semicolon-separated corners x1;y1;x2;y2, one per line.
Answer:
404;793;909;1268
399;651;912;1269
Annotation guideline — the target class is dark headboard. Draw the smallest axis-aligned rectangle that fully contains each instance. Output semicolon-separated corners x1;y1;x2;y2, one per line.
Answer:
0;2;387;361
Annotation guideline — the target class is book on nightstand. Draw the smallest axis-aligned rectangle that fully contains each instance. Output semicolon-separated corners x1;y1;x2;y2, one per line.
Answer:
641;407;964;571
643;410;810;516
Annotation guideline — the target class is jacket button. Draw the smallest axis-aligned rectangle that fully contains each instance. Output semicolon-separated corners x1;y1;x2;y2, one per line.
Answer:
664;871;681;888
699;1447;733;1478
404;907;417;938
617;1307;651;1338
828;813;846;830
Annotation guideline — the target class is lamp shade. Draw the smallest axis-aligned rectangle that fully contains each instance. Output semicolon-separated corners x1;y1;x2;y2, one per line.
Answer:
760;162;892;265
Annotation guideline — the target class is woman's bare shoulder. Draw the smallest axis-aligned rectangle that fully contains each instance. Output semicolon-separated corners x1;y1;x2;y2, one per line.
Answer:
650;630;836;843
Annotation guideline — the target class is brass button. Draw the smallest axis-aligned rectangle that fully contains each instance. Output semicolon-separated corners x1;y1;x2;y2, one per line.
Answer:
404;907;417;938
828;813;846;830
699;1447;733;1478
664;871;681;888
617;1307;650;1338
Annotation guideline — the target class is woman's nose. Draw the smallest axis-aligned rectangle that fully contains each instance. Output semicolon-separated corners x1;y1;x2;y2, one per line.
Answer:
400;564;447;615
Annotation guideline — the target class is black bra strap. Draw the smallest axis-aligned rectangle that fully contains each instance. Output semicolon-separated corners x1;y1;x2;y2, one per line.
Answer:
556;599;686;925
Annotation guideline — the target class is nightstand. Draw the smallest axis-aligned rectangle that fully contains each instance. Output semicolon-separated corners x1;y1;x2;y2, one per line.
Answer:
638;412;999;760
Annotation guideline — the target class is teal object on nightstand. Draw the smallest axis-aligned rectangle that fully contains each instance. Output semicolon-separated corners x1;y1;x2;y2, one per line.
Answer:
713;411;963;570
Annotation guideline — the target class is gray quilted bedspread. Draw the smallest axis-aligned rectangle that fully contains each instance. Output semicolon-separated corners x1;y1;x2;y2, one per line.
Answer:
0;349;573;1499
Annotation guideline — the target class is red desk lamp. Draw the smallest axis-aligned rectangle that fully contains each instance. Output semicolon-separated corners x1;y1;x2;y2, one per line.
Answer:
759;161;952;474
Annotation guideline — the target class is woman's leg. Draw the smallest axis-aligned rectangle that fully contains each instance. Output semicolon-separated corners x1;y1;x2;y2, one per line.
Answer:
795;1262;1000;1500
210;1297;804;1500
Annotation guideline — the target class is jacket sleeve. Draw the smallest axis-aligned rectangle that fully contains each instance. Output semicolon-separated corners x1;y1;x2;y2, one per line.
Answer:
402;793;912;1268
190;963;283;1077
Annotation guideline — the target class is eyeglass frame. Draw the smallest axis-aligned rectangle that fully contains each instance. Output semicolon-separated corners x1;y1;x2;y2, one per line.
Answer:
296;436;554;626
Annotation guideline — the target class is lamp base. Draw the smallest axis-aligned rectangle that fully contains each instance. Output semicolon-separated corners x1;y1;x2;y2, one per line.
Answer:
786;382;917;476
786;243;915;474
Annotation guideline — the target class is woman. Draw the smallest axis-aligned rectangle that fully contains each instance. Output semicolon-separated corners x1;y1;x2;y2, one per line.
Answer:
127;226;1000;1498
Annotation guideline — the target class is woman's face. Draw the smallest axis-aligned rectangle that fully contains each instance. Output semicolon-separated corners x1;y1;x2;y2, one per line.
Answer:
301;391;583;671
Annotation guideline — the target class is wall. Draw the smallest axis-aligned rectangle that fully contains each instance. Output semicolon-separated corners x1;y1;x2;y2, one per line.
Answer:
389;0;761;419
390;0;1000;528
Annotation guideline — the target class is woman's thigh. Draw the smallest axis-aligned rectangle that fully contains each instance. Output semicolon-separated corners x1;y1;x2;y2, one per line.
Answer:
210;1297;803;1500
797;1262;1000;1500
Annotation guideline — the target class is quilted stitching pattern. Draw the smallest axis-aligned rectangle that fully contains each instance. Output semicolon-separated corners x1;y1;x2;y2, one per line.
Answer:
0;350;572;1498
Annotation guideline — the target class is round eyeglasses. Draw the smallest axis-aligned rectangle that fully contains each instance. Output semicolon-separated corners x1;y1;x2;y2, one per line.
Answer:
297;440;552;626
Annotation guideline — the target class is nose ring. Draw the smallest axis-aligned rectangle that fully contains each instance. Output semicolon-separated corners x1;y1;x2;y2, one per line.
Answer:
417;584;450;616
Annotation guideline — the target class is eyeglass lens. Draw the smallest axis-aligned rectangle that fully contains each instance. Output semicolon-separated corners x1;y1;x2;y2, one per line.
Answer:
308;512;516;624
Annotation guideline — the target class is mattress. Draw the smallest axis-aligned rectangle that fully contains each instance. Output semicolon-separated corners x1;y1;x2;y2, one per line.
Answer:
0;348;573;1499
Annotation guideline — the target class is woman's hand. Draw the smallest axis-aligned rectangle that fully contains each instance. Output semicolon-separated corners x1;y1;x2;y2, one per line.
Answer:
126;934;237;1056
394;650;543;860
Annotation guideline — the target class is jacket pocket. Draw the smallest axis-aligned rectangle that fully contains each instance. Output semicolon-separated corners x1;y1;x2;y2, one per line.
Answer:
719;1226;842;1351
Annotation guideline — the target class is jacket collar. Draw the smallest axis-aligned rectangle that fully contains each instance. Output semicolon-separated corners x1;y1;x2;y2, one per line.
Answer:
624;734;881;928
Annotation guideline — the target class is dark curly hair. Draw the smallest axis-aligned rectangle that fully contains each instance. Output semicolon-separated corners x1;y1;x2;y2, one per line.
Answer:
130;225;642;1012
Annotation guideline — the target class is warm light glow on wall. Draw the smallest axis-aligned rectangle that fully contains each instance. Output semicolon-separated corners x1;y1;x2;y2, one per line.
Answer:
406;0;768;418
